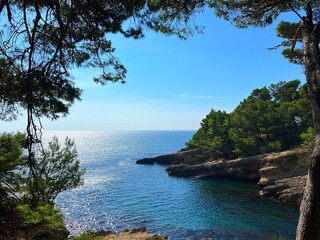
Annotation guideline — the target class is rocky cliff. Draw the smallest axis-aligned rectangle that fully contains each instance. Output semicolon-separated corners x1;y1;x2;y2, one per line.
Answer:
136;148;308;205
258;150;307;204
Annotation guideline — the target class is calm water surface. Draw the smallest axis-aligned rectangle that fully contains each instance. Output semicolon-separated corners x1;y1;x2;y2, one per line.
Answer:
43;131;299;240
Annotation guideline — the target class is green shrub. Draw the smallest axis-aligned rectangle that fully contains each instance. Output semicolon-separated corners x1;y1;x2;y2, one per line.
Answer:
16;203;64;228
300;127;315;147
68;232;104;240
15;203;68;240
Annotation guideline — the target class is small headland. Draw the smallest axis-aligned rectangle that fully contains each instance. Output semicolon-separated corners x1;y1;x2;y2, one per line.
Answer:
137;148;307;205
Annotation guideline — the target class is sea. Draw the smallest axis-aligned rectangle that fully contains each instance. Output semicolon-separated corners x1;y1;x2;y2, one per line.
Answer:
42;130;299;240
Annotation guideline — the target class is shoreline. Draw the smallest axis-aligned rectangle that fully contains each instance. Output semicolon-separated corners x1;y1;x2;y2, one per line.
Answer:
69;228;168;240
136;147;307;205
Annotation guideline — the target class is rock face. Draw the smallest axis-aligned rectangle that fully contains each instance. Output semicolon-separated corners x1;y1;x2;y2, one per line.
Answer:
258;150;307;204
260;175;306;204
166;154;268;182
136;148;307;205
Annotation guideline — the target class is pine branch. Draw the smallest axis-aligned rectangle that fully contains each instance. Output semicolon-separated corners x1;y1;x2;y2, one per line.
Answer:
290;21;303;62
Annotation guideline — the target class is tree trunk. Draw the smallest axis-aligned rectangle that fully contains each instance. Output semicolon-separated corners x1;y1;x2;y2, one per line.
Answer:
297;135;320;240
296;27;320;240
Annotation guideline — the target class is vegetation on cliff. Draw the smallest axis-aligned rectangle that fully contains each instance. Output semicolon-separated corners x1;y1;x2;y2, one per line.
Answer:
187;80;313;159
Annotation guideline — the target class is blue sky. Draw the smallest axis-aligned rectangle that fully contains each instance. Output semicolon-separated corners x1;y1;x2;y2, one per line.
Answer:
2;10;305;131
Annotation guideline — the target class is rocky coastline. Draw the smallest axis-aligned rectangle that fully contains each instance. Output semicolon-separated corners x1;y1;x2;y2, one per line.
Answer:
136;148;307;205
76;228;168;240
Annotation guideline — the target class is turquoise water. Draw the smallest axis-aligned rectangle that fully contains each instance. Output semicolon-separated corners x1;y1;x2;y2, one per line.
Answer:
43;131;299;240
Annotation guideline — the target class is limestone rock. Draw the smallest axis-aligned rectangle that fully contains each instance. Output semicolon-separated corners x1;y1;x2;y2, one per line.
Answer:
136;148;207;165
137;147;308;205
166;154;268;182
256;149;307;204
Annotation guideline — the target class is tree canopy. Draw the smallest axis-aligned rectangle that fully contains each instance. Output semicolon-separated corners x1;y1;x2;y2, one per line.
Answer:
0;2;207;238
187;79;312;158
0;0;206;122
0;133;84;239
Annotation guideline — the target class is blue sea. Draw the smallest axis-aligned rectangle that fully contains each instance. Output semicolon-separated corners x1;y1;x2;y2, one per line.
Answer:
43;130;299;240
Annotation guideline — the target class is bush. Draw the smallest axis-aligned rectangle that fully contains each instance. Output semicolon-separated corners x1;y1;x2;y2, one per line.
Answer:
68;232;104;240
15;203;68;240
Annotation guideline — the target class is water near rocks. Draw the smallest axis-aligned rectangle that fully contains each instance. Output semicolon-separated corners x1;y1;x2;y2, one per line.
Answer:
43;130;298;240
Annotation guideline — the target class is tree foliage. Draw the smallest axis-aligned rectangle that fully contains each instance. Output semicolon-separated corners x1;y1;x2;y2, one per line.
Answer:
0;133;84;239
209;1;307;28
34;136;85;204
0;2;207;208
0;1;208;238
0;0;206;122
276;21;304;65
0;133;24;172
187;109;233;158
187;80;312;158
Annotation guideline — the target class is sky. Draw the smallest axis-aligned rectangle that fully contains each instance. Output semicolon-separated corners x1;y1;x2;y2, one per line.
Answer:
1;10;305;131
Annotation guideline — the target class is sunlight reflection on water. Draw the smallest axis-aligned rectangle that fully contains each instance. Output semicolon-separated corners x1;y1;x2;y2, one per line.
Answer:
42;130;298;240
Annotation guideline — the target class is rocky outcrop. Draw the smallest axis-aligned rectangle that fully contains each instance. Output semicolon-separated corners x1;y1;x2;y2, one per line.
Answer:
258;150;307;204
166;154;269;182
69;228;168;240
102;227;168;240
136;148;308;205
260;175;306;204
136;153;183;165
136;148;209;165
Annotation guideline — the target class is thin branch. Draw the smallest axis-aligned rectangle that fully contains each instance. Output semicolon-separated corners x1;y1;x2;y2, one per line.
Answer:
290;21;304;62
0;0;12;22
285;3;305;22
2;181;22;202
267;40;296;51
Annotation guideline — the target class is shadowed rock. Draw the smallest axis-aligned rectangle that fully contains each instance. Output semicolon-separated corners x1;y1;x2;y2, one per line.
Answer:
137;148;307;205
166;154;268;182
